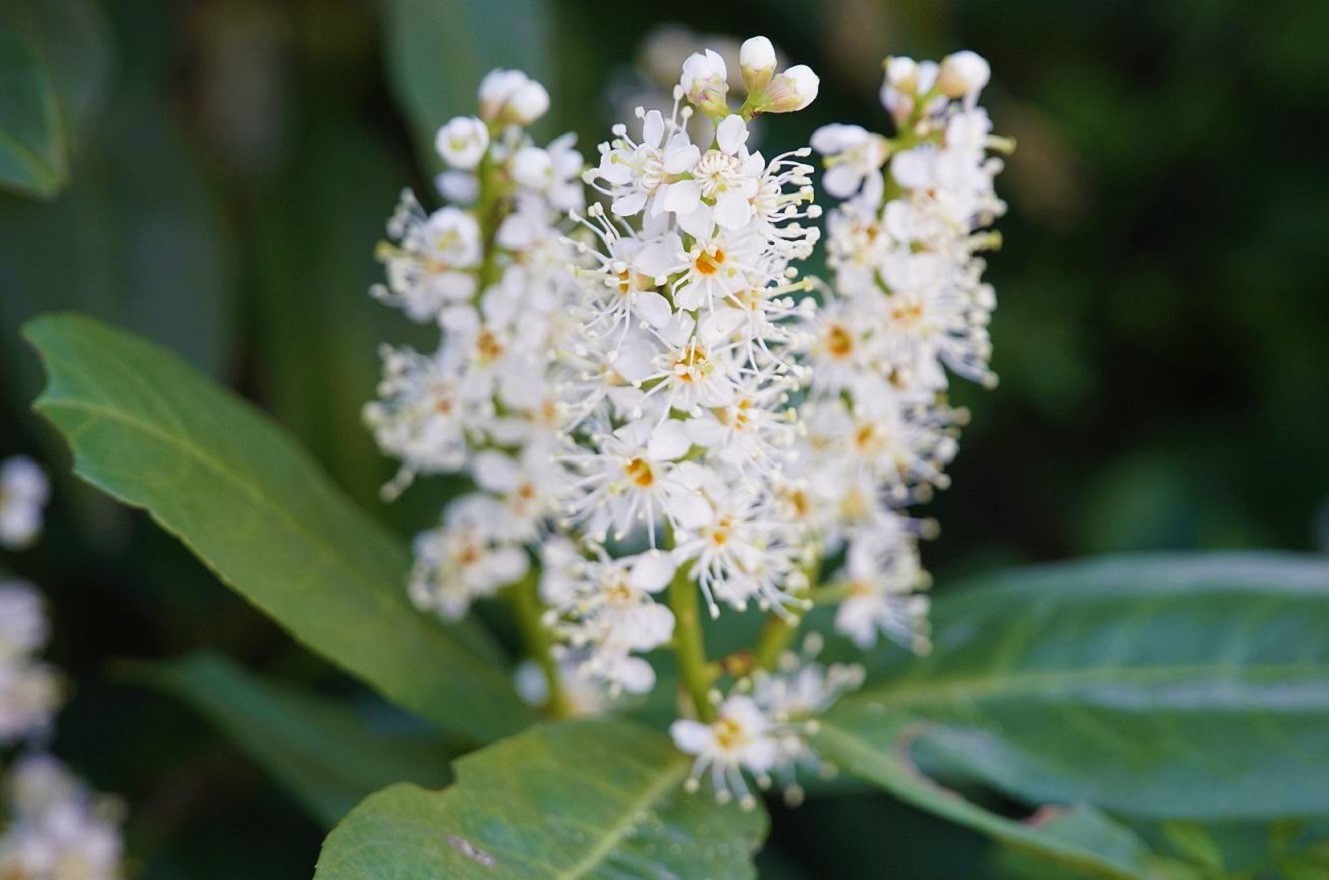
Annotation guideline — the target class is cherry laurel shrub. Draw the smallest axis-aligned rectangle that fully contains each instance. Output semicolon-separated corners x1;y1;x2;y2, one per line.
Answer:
19;35;1329;880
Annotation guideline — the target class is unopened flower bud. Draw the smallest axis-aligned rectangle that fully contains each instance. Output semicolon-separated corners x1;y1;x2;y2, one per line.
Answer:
477;69;549;125
884;56;920;94
507;80;550;125
478;68;528;120
434;116;489;170
762;64;819;113
739;36;776;93
937;50;990;99
680;49;729;116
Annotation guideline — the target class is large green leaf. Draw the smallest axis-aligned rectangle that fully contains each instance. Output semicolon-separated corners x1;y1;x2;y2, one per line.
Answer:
821;554;1329;822
382;0;551;157
812;715;1157;880
126;652;464;828
25;314;537;741
0;14;66;196
315;720;766;879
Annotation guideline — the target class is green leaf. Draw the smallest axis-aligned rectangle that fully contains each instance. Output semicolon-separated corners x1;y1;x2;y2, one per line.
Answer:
381;0;551;156
812;715;1156;880
25;314;537;741
0;15;66;196
3;0;113;150
124;652;464;828
1161;822;1225;871
823;554;1329;821
0;82;236;411
315;720;767;879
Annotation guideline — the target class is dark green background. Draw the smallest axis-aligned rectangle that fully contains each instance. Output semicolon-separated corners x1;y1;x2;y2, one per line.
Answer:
2;1;1326;876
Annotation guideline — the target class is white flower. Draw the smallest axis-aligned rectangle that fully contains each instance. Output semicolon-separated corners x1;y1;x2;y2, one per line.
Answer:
810;124;888;202
561;419;711;545
0;755;125;880
0;580;60;744
680;49;729;115
671;695;779;809
834;533;931;651
0;456;49;550
435;116;489;170
513;654;611;717
0;581;48;662
545;550;676;695
374;195;481;322
408;496;531;619
588;107;702;219
748;640;865;803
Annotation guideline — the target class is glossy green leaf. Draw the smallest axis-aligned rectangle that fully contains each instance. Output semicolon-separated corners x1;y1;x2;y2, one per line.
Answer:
0;16;66;196
25;314;537;741
812;715;1156;879
823;554;1329;821
382;0;551;156
125;652;463;828
315;720;766;879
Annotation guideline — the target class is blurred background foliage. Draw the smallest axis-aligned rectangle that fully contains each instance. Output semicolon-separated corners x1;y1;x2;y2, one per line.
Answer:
1;0;1327;877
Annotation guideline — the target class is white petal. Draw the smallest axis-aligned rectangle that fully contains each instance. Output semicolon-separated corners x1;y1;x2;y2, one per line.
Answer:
713;191;753;230
619;656;657;694
670;719;714;755
716;114;749;154
473;450;520;493
641;110;665;146
648;419;691;460
675;205;713;240
660;179;701;215
630;550;676;593
635;290;673;328
822;164;863;199
663;138;701;174
612;191;647;217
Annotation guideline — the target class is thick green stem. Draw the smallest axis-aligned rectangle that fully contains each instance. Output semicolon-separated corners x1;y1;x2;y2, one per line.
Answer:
507;570;571;719
667;567;715;722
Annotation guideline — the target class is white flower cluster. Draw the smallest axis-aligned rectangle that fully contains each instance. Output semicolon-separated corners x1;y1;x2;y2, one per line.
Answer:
670;636;862;809
0;756;124;880
797;50;1008;653
0;582;60;744
1;460;126;877
365;70;586;620
0;457;49;551
548;38;822;695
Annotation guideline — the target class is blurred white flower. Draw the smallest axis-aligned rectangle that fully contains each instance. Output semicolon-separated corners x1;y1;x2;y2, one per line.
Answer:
0;456;49;550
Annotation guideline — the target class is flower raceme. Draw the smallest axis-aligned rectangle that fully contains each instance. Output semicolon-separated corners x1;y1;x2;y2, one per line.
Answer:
366;69;585;621
366;43;1008;810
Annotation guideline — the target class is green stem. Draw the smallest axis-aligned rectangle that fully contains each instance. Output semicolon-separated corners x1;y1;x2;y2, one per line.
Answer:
667;567;715;722
507;569;571;719
752;556;823;671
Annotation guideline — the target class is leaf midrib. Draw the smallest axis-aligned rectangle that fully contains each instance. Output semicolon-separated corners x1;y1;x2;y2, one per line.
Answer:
554;757;690;879
853;661;1329;711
